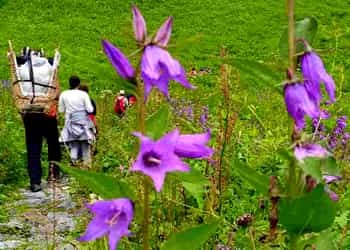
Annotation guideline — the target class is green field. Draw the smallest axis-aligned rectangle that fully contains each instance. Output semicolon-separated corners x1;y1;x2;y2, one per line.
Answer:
0;0;350;249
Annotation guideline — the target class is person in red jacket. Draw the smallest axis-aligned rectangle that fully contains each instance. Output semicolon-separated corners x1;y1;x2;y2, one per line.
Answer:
114;90;128;117
114;90;137;117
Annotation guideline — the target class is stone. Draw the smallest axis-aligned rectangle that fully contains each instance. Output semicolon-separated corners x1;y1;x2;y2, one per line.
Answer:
47;212;76;233
0;240;24;249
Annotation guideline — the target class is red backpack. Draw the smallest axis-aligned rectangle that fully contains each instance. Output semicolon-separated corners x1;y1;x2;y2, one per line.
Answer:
114;96;126;115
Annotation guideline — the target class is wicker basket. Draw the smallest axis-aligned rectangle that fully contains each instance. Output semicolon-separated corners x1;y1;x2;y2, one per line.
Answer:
7;41;60;117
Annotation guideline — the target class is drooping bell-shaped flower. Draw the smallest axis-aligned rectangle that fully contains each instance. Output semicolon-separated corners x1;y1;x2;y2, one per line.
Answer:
132;5;147;43
131;6;195;102
78;198;134;250
294;143;330;161
174;129;214;158
102;40;135;80
131;129;213;192
301;40;336;103
141;45;195;101
284;82;321;130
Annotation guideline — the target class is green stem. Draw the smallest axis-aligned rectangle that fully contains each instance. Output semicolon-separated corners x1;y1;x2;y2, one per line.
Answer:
137;76;150;250
287;0;296;74
143;176;150;250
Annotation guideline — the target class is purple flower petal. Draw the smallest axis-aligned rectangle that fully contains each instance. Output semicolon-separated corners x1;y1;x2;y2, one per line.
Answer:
108;230;123;250
284;83;320;130
301;50;336;103
132;5;147;43
86;200;114;215
141;46;195;102
175;130;214;158
325;188;339;201
78;216;109;241
294;143;330;161
344;133;350;140
78;198;134;249
154;16;173;47
131;129;210;192
323;175;341;184
102;40;135;80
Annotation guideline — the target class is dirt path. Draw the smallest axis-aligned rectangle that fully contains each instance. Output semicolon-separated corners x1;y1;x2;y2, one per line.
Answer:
0;178;84;250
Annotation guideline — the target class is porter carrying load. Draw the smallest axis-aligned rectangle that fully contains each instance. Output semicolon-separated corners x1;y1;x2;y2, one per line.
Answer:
7;41;61;116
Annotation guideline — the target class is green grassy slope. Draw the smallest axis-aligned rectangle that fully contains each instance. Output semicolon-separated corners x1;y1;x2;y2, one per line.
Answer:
1;0;349;85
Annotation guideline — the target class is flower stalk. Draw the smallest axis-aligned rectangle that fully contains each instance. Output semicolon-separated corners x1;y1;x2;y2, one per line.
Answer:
287;0;296;74
136;75;150;250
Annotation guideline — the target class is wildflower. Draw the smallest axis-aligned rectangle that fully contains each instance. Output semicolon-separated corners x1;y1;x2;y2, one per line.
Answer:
78;198;134;250
301;40;336;103
103;6;195;101
200;106;209;129
141;45;195;101
336;116;347;130
323;175;341;184
101;40;135;80
284;83;320;130
132;5;195;101
344;133;350;140
323;175;341;201
174;129;214;158
294;143;330;161
328;135;338;149
131;129;213;192
132;5;147;43
328;116;348;149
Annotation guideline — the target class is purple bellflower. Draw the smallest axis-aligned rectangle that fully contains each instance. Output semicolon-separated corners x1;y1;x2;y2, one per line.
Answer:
78;198;134;250
294;143;330;161
101;40;135;80
102;6;195;102
174;129;214;158
132;6;195;101
301;41;336;103
284;82;320;130
141;45;194;101
131;129;213;192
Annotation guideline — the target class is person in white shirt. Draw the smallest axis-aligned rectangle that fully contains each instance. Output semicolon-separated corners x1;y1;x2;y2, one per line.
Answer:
59;76;96;167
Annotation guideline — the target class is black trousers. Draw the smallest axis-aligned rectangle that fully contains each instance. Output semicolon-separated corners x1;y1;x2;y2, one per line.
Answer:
22;114;61;185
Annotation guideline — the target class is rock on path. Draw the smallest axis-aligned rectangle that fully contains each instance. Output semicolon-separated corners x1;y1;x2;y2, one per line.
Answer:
0;178;82;250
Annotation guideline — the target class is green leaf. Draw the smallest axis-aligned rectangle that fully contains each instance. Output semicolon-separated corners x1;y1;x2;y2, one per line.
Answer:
59;164;135;200
161;221;219;250
234;163;270;195
171;169;210;208
300;157;340;182
299;157;323;181
182;182;205;208
146;105;169;140
279;16;318;58
321;157;340;176
172;168;210;185
279;185;337;234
